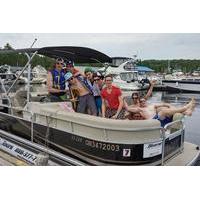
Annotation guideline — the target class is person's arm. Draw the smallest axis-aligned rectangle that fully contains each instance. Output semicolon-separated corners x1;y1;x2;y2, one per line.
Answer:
144;80;156;100
126;106;143;113
111;96;123;119
123;98;129;110
101;98;106;118
47;72;67;93
154;103;171;109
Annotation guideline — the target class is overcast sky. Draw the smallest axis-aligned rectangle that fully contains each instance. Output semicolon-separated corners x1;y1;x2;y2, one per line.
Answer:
0;33;200;60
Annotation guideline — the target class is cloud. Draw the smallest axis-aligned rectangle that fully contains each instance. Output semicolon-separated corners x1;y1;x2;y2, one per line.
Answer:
0;33;200;59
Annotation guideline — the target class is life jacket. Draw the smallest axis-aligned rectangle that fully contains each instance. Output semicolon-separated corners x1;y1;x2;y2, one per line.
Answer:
51;69;66;90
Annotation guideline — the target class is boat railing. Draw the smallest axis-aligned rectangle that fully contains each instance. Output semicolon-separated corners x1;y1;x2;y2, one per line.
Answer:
0;51;38;108
161;118;185;165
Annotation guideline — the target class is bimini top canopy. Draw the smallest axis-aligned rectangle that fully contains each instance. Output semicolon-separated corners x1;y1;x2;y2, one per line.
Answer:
0;46;112;64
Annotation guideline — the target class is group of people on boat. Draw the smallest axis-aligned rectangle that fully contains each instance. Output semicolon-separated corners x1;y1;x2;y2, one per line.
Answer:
47;58;196;127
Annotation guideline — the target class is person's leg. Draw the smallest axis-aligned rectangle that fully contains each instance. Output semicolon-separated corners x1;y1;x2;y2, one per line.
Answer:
116;108;126;119
158;99;194;119
183;100;196;116
95;97;102;116
76;96;87;114
105;108;116;118
87;94;97;116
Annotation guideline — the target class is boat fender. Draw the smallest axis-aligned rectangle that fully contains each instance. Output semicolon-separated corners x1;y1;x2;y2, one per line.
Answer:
196;146;199;150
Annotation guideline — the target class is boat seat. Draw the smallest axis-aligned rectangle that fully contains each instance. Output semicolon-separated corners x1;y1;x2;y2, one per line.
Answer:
168;113;184;133
173;113;184;121
24;102;162;144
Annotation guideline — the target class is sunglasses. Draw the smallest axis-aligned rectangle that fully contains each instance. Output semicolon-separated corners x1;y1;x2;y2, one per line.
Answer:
105;79;112;82
56;62;64;65
94;78;100;81
66;64;73;67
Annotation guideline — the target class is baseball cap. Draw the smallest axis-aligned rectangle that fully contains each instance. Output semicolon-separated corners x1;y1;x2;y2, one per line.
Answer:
84;67;94;74
56;57;64;63
65;60;74;67
64;72;73;81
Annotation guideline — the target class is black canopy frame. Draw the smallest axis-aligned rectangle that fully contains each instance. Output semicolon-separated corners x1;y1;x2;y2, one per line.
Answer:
0;46;112;64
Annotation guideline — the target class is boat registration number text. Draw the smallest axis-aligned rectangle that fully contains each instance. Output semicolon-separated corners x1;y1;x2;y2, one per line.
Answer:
71;135;120;152
85;140;120;152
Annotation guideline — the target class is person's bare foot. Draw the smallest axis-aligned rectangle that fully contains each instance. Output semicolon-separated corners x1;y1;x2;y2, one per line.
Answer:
184;98;196;116
186;97;195;108
184;109;193;116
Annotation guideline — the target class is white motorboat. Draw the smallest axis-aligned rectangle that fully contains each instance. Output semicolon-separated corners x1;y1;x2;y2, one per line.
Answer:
99;60;149;91
16;65;47;84
0;65;25;85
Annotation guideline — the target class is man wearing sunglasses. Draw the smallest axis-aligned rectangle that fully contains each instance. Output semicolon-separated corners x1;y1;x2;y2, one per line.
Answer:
64;72;97;116
47;58;68;102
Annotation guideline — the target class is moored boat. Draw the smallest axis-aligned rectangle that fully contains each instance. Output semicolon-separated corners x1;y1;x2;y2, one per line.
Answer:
162;78;200;93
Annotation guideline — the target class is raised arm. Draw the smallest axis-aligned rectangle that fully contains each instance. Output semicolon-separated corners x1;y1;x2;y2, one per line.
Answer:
144;80;156;100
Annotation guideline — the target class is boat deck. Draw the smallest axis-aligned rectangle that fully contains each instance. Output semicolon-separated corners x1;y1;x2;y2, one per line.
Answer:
165;142;200;166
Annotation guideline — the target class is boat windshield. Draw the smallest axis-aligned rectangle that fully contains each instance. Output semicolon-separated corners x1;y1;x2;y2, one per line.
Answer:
120;72;138;81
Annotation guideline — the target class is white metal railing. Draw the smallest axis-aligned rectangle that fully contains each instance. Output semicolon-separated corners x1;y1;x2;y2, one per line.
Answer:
161;119;185;165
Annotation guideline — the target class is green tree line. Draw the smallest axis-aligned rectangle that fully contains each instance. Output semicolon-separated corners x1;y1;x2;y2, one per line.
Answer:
139;59;200;73
1;43;200;73
0;52;54;69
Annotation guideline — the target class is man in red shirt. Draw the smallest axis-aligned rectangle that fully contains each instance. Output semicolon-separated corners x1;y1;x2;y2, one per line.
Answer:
101;74;125;119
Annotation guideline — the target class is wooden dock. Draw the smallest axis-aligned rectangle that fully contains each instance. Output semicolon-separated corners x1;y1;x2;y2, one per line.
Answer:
0;150;28;166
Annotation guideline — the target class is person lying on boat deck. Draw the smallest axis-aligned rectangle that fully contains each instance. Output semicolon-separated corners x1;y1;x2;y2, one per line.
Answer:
101;74;126;119
93;72;104;116
47;58;68;102
126;97;195;127
124;80;156;120
63;59;82;77
64;72;97;116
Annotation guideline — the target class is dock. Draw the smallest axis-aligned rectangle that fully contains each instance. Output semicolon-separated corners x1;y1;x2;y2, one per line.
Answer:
0;149;28;166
